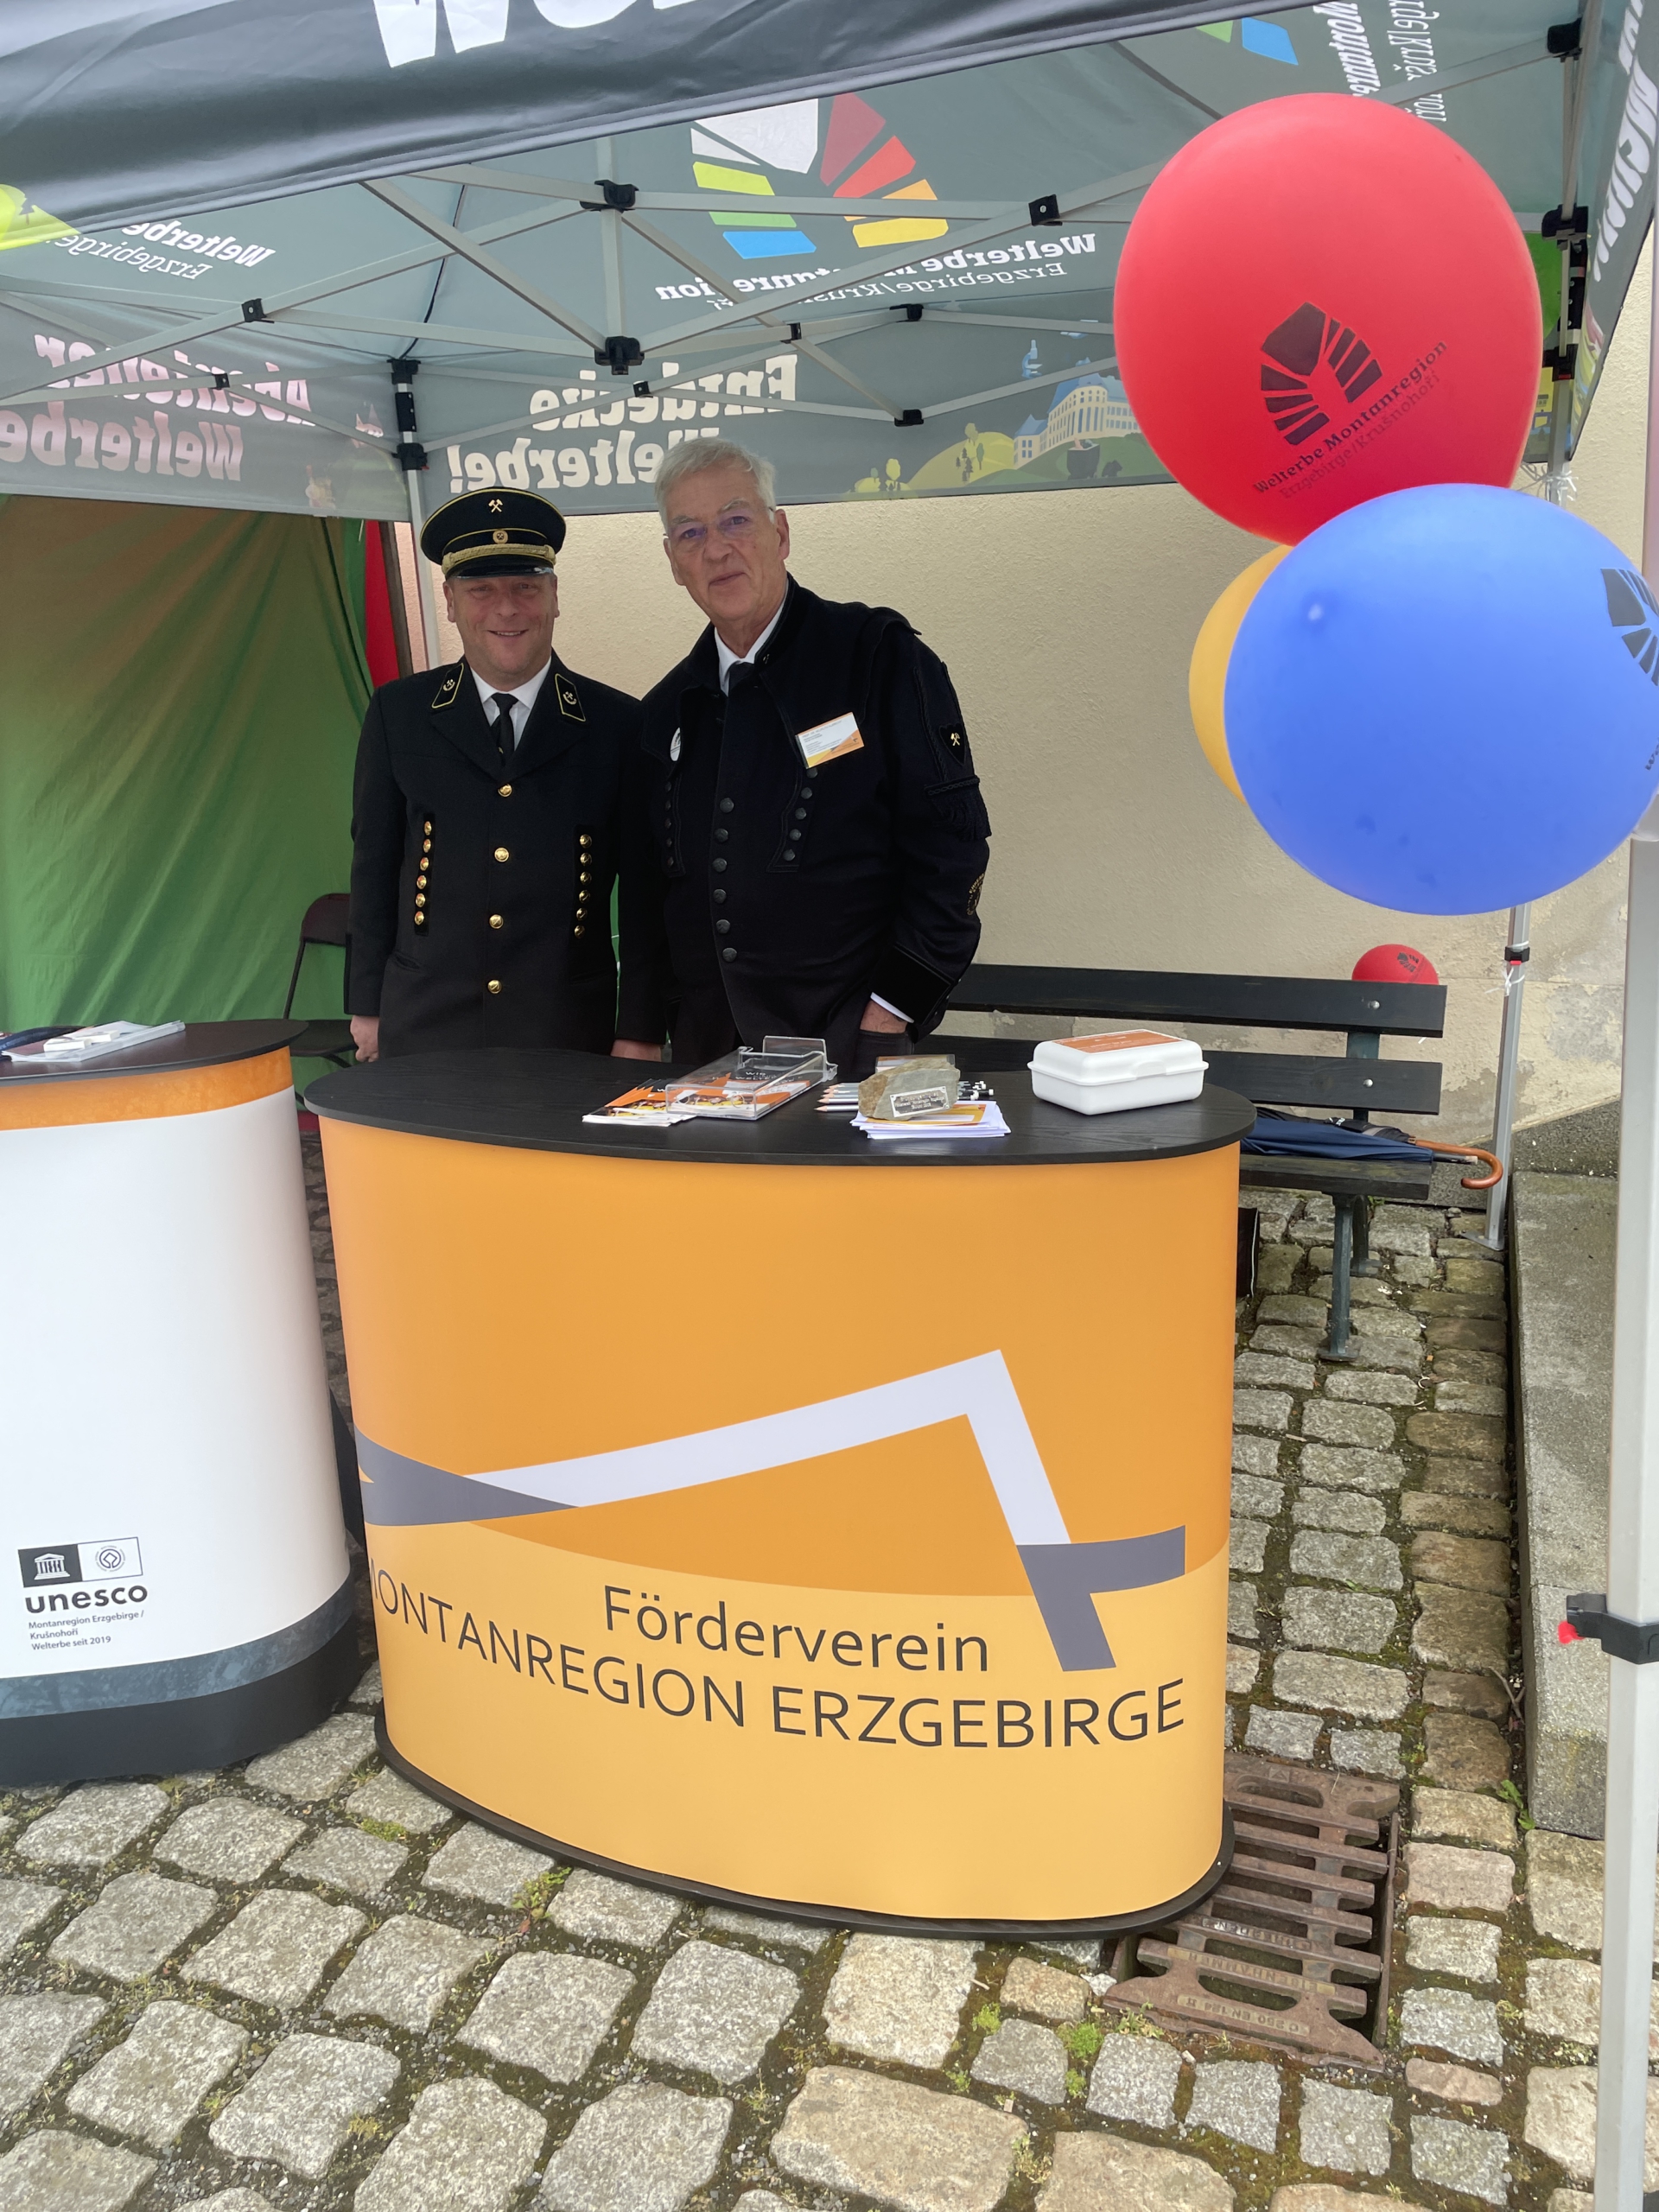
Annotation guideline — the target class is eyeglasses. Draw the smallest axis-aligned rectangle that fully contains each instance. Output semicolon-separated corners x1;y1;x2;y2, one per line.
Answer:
667;509;764;555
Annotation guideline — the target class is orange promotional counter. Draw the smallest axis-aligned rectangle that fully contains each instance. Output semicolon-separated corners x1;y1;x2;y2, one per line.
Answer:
309;1047;1251;1936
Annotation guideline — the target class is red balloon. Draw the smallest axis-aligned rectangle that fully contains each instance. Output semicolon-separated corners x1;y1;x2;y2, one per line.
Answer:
1116;97;1541;542
1352;944;1440;987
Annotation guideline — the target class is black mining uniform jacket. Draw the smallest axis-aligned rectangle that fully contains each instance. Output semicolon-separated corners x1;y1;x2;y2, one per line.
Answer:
618;579;990;1071
347;655;640;1056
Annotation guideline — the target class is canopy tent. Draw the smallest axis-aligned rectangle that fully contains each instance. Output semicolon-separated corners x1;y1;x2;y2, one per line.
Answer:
8;10;1659;2202
0;1;1643;540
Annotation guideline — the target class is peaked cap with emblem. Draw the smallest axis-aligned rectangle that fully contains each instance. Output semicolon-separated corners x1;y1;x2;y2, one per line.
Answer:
421;488;567;577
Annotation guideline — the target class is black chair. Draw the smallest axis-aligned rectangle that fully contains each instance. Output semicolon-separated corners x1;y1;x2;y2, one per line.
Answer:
283;893;355;1067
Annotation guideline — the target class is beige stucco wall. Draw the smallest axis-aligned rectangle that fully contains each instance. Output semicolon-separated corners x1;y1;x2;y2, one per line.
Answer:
407;239;1653;1139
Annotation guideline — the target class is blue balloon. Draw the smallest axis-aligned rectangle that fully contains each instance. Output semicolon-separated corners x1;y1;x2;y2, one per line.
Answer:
1225;483;1659;913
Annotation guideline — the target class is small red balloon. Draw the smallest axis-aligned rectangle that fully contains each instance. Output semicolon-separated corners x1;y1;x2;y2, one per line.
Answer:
1353;944;1440;986
1115;96;1541;542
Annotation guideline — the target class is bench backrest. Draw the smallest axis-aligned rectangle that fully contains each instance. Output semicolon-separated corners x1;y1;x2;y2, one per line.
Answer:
942;963;1447;1119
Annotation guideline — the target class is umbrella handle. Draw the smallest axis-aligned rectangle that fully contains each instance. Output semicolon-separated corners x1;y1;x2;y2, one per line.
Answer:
1408;1136;1504;1191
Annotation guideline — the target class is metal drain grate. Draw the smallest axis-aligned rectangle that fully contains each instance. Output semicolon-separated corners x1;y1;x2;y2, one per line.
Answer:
1103;1753;1401;2066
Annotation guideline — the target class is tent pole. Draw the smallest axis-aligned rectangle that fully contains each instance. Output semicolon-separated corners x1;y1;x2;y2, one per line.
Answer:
1484;31;1600;1251
376;523;415;680
1476;904;1529;1250
1593;849;1659;2212
404;464;444;670
1592;219;1659;2212
392;354;443;671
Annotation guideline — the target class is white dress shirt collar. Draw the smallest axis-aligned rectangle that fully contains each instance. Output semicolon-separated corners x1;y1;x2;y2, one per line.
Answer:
715;598;785;693
470;657;552;746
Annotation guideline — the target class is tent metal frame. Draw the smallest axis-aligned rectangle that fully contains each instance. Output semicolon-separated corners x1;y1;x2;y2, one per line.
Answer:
0;32;1554;450
0;19;1563;1231
0;16;1573;1261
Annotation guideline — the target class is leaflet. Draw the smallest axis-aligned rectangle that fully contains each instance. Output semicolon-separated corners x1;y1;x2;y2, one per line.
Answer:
582;1086;698;1128
855;1101;1011;1141
4;1020;184;1066
665;1040;833;1122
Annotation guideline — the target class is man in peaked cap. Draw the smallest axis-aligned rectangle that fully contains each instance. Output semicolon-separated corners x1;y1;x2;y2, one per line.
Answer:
346;487;640;1058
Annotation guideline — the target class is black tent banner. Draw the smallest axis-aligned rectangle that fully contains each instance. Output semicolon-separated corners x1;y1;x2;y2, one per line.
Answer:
1578;0;1659;449
0;2;1640;521
0;0;1299;232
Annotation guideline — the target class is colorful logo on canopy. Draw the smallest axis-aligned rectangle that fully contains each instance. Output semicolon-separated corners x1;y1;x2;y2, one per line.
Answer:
0;185;73;253
1604;569;1659;683
692;99;819;262
1198;17;1299;64
691;94;947;261
1260;302;1383;447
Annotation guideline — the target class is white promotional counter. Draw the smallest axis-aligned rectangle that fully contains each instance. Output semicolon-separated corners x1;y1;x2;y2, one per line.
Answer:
0;1020;358;1783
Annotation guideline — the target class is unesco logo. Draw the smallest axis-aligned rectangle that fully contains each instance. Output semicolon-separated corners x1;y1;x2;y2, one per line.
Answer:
17;1538;143;1590
1260;302;1384;448
1603;569;1659;683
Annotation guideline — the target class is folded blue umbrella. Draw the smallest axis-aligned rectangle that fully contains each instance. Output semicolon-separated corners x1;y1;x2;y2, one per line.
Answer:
1241;1108;1426;1163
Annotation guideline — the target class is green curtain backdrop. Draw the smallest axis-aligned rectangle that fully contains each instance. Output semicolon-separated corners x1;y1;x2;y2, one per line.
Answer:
0;495;371;1077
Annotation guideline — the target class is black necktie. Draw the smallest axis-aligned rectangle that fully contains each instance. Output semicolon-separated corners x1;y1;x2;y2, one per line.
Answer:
489;691;517;767
725;661;753;696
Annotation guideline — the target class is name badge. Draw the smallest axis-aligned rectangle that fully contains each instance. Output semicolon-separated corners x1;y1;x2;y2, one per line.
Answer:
795;713;864;769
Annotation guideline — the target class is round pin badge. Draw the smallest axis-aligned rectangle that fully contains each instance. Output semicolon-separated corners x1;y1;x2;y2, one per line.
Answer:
670;730;682;762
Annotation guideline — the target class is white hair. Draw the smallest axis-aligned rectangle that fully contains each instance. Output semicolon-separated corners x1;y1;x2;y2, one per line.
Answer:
654;436;776;521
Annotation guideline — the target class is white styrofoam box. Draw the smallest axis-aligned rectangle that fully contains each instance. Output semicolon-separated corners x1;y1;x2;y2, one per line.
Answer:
1029;1028;1207;1116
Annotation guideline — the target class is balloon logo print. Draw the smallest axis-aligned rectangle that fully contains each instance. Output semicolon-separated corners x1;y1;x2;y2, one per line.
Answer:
1603;569;1659;685
1260;303;1382;448
1113;95;1540;540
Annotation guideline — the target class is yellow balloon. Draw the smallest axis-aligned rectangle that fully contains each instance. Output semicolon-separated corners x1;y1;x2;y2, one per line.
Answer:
1189;543;1290;800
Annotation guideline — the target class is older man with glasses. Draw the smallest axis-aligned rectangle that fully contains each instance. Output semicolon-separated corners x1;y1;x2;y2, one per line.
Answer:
613;438;990;1075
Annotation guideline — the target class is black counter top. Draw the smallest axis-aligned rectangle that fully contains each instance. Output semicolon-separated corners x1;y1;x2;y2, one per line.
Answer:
0;1020;303;1088
307;1046;1254;1168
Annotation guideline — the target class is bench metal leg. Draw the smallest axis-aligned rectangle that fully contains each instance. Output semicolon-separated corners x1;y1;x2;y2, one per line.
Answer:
1351;1192;1379;1276
1326;1198;1357;1361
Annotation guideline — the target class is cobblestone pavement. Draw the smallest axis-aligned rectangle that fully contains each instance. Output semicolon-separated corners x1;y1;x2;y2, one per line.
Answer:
0;1162;1638;2209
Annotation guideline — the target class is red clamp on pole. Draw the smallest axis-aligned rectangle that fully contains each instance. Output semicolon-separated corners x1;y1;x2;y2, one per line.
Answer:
1562;1593;1659;1662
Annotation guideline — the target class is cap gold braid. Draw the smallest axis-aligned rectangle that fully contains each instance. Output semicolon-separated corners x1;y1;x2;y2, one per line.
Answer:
441;534;557;577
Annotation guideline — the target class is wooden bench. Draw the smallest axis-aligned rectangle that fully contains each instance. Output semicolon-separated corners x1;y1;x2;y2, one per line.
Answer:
938;963;1448;1359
